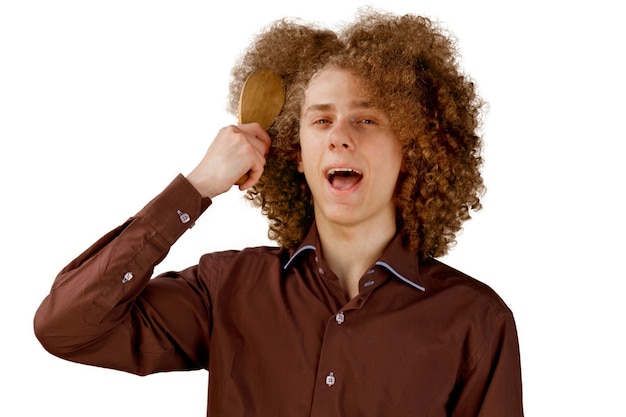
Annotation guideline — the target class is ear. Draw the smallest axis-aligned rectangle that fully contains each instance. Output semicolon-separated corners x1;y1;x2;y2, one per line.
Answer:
297;152;304;173
400;158;408;174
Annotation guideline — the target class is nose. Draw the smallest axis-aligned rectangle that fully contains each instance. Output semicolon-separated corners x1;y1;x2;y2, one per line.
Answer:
328;118;355;151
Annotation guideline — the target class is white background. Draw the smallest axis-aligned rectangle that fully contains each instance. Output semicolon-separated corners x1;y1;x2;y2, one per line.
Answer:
1;1;624;415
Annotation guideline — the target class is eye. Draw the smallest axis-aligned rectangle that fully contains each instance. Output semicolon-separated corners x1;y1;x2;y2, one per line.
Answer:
311;117;333;127
354;117;380;127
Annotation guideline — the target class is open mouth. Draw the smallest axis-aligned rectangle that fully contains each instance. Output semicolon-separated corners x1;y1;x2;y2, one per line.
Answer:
326;168;363;191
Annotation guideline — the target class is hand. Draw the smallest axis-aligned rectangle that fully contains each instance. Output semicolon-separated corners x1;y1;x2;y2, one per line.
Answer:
186;123;271;199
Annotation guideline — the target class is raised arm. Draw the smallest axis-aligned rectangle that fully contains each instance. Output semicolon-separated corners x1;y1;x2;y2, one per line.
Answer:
33;124;271;374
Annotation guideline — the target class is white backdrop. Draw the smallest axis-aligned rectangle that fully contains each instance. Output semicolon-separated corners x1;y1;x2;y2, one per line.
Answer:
1;1;624;415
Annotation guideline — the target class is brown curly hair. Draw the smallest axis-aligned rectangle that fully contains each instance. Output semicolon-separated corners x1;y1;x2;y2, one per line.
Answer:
227;9;485;258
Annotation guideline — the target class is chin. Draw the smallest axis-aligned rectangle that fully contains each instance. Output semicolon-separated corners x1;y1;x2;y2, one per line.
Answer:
317;207;364;227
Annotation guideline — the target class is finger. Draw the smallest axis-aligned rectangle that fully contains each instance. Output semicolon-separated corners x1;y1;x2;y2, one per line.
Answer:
237;122;272;155
238;156;266;190
231;123;272;189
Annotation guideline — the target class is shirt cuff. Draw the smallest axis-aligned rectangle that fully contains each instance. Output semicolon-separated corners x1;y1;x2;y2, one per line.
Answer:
137;174;212;245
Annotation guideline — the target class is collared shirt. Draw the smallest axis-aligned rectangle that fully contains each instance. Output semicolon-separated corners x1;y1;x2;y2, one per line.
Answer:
34;175;524;417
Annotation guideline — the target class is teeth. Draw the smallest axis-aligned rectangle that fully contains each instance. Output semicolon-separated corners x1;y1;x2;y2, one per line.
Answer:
327;168;362;177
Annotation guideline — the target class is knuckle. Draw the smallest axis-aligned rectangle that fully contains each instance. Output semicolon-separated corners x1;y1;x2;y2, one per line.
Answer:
219;124;239;134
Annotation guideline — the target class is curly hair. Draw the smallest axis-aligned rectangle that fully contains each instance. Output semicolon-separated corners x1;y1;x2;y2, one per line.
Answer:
227;9;486;258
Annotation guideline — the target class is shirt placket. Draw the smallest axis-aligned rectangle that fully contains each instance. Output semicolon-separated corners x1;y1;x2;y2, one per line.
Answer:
308;267;385;416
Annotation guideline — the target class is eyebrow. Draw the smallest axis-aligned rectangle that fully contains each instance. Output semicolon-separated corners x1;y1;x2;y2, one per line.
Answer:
303;100;376;115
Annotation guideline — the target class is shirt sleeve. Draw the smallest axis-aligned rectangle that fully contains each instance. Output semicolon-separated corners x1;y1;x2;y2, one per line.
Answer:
33;174;213;375
451;309;524;417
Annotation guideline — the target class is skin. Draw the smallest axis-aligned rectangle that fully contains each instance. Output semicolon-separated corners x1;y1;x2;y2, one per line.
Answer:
298;67;403;298
187;123;271;199
187;67;403;299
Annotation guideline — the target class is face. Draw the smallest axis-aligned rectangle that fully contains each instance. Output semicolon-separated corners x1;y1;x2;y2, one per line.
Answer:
298;67;403;231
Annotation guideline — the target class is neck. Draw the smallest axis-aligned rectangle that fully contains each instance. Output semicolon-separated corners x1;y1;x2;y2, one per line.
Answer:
316;218;397;299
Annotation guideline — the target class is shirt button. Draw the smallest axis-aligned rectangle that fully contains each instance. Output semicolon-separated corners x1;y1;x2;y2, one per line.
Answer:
177;210;190;224
122;271;133;283
325;372;336;386
335;312;345;325
318;267;324;275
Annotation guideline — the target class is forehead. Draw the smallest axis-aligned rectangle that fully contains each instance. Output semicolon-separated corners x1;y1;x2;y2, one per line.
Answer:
303;67;372;106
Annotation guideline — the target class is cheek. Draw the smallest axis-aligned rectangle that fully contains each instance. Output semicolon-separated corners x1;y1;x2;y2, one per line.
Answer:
389;141;404;172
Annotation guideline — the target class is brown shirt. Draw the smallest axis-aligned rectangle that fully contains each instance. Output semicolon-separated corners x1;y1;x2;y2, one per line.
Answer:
34;175;523;416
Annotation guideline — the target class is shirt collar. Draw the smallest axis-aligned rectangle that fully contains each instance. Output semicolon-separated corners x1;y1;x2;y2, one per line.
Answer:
284;223;426;292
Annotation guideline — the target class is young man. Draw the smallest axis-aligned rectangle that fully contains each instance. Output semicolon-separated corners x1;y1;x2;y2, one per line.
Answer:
34;10;524;416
